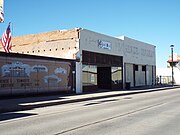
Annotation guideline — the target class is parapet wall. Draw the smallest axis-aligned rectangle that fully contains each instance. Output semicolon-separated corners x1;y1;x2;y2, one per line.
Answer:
12;29;79;45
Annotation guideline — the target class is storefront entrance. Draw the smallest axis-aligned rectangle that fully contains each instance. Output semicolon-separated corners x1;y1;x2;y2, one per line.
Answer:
82;51;123;92
97;67;111;89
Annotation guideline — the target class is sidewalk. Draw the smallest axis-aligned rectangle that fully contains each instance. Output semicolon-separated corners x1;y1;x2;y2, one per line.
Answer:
0;85;179;114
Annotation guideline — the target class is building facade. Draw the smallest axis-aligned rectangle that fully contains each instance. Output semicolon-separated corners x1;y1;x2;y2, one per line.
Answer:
1;28;156;94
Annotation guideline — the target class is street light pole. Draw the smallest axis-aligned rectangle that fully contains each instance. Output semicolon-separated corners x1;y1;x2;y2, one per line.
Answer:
170;45;174;86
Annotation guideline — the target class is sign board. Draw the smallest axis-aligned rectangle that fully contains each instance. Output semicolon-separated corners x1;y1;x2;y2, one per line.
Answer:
98;40;111;50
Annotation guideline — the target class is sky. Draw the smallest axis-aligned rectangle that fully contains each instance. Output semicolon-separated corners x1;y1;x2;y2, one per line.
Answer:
0;0;180;68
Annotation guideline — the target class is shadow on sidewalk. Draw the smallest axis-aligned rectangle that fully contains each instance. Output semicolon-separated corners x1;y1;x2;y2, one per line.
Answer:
0;85;180;116
0;93;71;114
0;112;37;121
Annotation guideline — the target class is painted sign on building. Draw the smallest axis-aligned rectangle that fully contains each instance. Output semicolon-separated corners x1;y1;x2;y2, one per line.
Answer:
98;40;111;50
0;53;74;96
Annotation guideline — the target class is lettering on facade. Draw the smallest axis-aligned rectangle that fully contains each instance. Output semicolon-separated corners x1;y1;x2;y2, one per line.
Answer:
21;83;32;87
141;49;153;57
17;79;30;83
1;83;14;88
98;40;111;50
124;45;154;58
0;79;9;83
0;79;13;88
16;79;32;87
124;45;139;55
34;79;40;87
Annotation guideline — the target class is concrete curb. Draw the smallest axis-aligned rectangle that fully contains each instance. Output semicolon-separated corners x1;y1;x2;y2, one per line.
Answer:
0;86;180;114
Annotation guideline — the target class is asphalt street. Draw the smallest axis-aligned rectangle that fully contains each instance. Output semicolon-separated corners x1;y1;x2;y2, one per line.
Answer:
0;88;180;135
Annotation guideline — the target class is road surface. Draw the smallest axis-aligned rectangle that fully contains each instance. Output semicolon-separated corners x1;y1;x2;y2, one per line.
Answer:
0;88;180;135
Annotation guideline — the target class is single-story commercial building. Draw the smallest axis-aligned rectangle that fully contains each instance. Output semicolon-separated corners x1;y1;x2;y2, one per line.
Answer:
0;28;156;94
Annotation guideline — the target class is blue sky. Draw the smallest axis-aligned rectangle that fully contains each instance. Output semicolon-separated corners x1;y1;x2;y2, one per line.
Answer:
0;0;180;68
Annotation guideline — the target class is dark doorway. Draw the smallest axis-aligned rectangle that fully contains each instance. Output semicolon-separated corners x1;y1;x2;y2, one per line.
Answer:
97;67;111;89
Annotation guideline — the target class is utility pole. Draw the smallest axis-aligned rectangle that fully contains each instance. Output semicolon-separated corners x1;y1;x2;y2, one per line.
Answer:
170;45;174;86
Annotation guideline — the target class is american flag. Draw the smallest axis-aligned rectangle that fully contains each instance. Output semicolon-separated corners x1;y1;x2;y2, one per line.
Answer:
1;23;12;53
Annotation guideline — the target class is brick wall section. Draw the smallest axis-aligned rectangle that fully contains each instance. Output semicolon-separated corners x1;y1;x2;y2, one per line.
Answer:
0;29;80;59
12;29;79;45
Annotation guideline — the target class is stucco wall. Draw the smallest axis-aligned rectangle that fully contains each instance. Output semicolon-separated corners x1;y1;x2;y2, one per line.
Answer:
135;65;146;86
79;29;124;57
125;63;134;87
119;36;156;66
